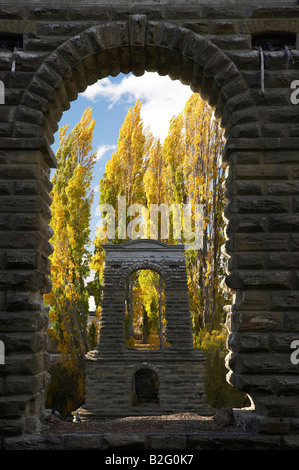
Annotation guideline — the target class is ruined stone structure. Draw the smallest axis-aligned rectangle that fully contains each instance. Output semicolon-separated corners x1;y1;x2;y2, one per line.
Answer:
76;239;211;420
0;0;299;450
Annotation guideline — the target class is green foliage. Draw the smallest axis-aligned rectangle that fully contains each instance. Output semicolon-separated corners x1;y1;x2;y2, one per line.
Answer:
196;330;250;409
88;320;99;350
45;361;85;419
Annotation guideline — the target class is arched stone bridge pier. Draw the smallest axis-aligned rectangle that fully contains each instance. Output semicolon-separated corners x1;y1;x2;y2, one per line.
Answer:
0;0;298;449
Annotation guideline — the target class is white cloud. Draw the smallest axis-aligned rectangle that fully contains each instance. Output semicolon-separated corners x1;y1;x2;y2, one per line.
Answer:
81;72;193;141
96;143;117;161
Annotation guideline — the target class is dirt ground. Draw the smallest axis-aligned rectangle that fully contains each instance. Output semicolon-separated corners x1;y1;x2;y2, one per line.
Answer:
42;409;236;434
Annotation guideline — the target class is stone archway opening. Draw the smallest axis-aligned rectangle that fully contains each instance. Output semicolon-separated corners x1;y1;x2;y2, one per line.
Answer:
132;367;160;407
35;19;254;418
5;15;268;434
0;2;298;447
125;269;167;351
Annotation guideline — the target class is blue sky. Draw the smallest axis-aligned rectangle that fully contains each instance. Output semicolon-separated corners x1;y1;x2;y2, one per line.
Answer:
51;71;194;246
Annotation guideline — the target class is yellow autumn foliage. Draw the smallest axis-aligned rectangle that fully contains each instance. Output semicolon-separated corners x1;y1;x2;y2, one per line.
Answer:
45;108;97;394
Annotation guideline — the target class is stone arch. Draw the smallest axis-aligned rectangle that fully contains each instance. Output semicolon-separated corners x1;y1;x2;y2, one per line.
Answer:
119;261;172;289
12;16;258;147
8;15;263;434
131;362;161;406
133;368;160;406
0;3;298;445
14;17;258;412
131;361;161;377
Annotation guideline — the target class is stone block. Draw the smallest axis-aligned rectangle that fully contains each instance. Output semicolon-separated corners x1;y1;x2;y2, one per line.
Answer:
237;352;294;375
27;7;69;21
0;181;12;195
269;253;299;270
68;6;111;21
249;6;299;19
227;50;259;70
234;164;289;180
234;196;289;213
4;352;46;375
233;270;292;290
233;181;264;197
234;214;266;232
5;250;37;269
0;123;13;137
14;122;44;139
235;290;269;311
258;417;291;434
165;5;202;20
0;195;41;213
282;435;299;451
36;21;90;37
270;291;299;311
228;372;273;394
257;395;299;419
203;5;246;19
4;374;41;395
0;310;47;333
234;332;270;352
272;377;299;396
3;434;63;449
0;417;24;437
235;253;266;269
267;182;299;196
102;433;148;450
233;312;283;332
209;34;252;50
210;21;239;35
0;7;24;20
182;21;209;35
64;434;105;450
269;215;299;233
0;395;29;418
235;234;288;252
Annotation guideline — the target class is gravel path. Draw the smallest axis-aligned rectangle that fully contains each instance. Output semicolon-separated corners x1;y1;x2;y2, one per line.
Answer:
42;410;235;434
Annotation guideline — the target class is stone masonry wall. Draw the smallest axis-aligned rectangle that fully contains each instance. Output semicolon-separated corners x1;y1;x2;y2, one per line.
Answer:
76;240;211;419
0;1;298;448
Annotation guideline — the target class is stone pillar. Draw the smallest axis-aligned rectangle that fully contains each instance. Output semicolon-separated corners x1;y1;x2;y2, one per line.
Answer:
164;264;195;351
78;240;210;419
0;147;53;435
224;140;299;434
97;262;126;354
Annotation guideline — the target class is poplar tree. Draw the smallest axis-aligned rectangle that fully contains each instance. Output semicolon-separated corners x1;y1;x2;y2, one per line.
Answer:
94;100;150;341
162;93;227;332
45;108;97;370
98;99;147;236
94;94;228;346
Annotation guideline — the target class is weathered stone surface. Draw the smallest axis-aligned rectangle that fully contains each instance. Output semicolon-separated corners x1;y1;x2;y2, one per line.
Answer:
0;428;290;450
0;1;298;450
77;240;211;419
